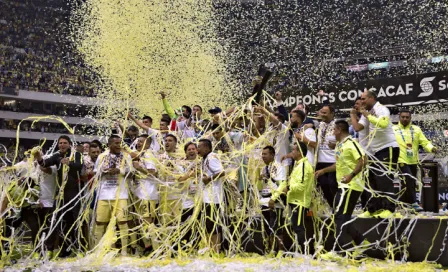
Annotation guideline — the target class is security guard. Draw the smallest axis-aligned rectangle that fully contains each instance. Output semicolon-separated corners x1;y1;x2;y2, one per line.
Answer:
393;109;437;212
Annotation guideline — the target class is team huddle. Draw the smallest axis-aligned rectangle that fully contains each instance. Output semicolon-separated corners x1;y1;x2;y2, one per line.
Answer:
0;89;437;261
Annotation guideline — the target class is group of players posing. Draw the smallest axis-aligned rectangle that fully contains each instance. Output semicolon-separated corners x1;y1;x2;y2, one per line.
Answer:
0;89;437;261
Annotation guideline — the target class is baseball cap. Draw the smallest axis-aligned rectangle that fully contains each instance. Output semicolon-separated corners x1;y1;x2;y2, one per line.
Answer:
208;107;222;114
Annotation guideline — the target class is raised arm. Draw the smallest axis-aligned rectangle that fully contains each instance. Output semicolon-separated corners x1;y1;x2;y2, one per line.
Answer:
255;105;280;126
160;92;177;119
361;107;389;129
350;108;365;132
294;129;317;149
128;112;150;132
34;150;58;168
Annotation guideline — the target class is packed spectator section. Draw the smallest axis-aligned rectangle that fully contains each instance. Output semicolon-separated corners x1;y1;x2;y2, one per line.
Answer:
0;0;96;97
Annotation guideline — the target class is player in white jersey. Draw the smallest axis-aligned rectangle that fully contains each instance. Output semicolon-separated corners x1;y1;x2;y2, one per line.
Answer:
255;106;292;171
128;112;170;152
290;110;317;167
177;142;200;247
179;142;200;219
313;105;339;208
157;134;184;227
35;162;57;256
257;146;287;253
198;139;225;253
93;135;134;255
131;134;158;254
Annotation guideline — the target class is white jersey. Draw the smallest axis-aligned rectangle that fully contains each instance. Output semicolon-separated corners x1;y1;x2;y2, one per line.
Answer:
39;165;57;208
158;151;184;200
201;153;224;204
317;120;336;163
132;150;158;201
147;128;163;152
359;102;398;153
267;124;292;167
296;127;317;166
94;151;133;200
357;123;371;153
259;161;286;209
82;155;96;176
177;119;196;140
14;160;39;181
210;131;244;154
181;159;200;209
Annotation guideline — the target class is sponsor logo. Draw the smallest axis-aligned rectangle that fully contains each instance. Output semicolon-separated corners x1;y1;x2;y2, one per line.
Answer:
418;77;436;97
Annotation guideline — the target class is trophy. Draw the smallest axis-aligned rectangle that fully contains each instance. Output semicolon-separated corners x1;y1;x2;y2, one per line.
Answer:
251;64;274;105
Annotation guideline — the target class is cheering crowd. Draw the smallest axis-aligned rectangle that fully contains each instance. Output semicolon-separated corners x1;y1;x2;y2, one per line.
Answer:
0;88;437;262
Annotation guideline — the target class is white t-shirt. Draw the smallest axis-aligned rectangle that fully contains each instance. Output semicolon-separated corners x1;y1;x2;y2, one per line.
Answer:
39;165;57;208
132;150;158;201
201;153;224;204
317;121;336;163
94;151;133;200
359;102;398;153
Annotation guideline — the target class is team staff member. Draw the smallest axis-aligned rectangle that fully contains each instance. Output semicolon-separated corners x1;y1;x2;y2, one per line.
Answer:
393;109;437;211
309;105;338;208
357;90;399;219
259;146;287;254
93;135;134;256
320;120;368;260
280;142;314;253
33;135;84;257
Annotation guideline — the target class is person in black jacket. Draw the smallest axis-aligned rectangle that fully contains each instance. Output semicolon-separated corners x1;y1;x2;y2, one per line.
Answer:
32;135;84;257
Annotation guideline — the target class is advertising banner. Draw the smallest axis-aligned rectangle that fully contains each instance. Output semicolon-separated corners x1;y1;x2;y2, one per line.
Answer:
283;71;448;111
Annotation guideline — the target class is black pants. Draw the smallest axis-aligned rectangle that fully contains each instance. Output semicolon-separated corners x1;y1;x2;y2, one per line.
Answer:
289;204;308;250
334;189;364;248
261;207;284;236
367;147;400;213
399;164;419;204
360;189;371;210
57;202;83;256
22;206;56;252
316;163;338;208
